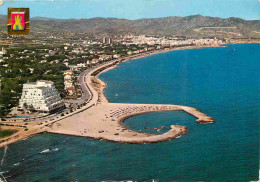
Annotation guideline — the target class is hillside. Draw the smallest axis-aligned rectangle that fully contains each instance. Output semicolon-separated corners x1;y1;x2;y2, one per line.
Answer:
0;15;260;38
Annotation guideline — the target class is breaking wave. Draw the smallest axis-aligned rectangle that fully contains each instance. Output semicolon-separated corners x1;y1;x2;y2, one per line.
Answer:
40;148;59;154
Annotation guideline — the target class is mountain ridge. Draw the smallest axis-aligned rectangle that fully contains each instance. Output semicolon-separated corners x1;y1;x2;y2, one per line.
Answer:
0;14;260;38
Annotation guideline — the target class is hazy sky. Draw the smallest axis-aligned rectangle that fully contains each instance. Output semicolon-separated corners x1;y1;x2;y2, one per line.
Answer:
1;0;260;20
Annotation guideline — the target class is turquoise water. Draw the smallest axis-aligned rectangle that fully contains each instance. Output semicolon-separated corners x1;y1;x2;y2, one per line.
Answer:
0;44;259;181
123;111;196;134
14;116;31;118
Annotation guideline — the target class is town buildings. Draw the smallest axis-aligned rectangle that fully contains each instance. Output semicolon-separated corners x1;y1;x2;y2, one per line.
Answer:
0;47;7;56
102;37;112;44
64;70;75;96
18;80;65;113
114;35;222;47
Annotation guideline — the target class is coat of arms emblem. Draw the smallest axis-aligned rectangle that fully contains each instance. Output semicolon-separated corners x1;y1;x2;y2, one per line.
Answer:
8;8;30;35
11;12;25;30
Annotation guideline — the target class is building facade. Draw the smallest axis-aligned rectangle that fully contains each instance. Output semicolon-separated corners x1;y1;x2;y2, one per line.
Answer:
64;70;75;96
18;80;65;113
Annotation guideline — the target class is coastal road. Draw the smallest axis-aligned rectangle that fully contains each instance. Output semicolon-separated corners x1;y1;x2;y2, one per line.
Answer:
67;61;113;107
64;68;92;108
76;60;119;104
79;69;91;102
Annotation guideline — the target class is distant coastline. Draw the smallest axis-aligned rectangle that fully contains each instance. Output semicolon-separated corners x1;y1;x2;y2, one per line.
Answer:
97;42;260;104
96;45;220;102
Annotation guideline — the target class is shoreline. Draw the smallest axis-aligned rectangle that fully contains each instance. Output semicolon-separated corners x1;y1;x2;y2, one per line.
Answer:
96;44;223;103
46;45;217;144
96;42;260;106
4;43;254;148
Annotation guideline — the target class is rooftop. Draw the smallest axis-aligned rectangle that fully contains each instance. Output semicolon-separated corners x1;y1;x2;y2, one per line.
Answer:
23;80;54;88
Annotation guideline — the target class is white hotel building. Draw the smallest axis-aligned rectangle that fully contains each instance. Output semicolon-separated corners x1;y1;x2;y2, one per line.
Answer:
18;80;65;113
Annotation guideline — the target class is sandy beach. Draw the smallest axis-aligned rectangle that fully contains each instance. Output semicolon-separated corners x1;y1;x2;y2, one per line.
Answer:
0;45;216;148
46;103;213;143
45;45;215;143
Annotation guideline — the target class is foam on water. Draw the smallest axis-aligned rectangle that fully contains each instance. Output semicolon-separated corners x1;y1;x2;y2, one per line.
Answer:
13;162;20;167
0;171;8;174
39;148;59;154
39;149;50;154
52;148;59;152
0;146;8;166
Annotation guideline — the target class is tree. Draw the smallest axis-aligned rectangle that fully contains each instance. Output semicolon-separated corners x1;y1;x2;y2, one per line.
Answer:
23;102;28;110
28;104;34;112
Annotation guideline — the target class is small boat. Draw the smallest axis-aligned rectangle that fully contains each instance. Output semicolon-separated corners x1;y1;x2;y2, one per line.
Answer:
115;94;119;96
145;121;149;129
154;128;158;130
160;126;166;129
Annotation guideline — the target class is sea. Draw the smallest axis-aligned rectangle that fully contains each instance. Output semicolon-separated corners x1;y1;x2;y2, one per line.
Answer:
0;43;259;181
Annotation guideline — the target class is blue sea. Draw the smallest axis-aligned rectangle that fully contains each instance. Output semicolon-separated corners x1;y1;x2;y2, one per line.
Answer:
0;44;259;181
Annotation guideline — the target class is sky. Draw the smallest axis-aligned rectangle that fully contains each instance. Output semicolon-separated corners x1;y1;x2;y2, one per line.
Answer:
0;0;259;20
